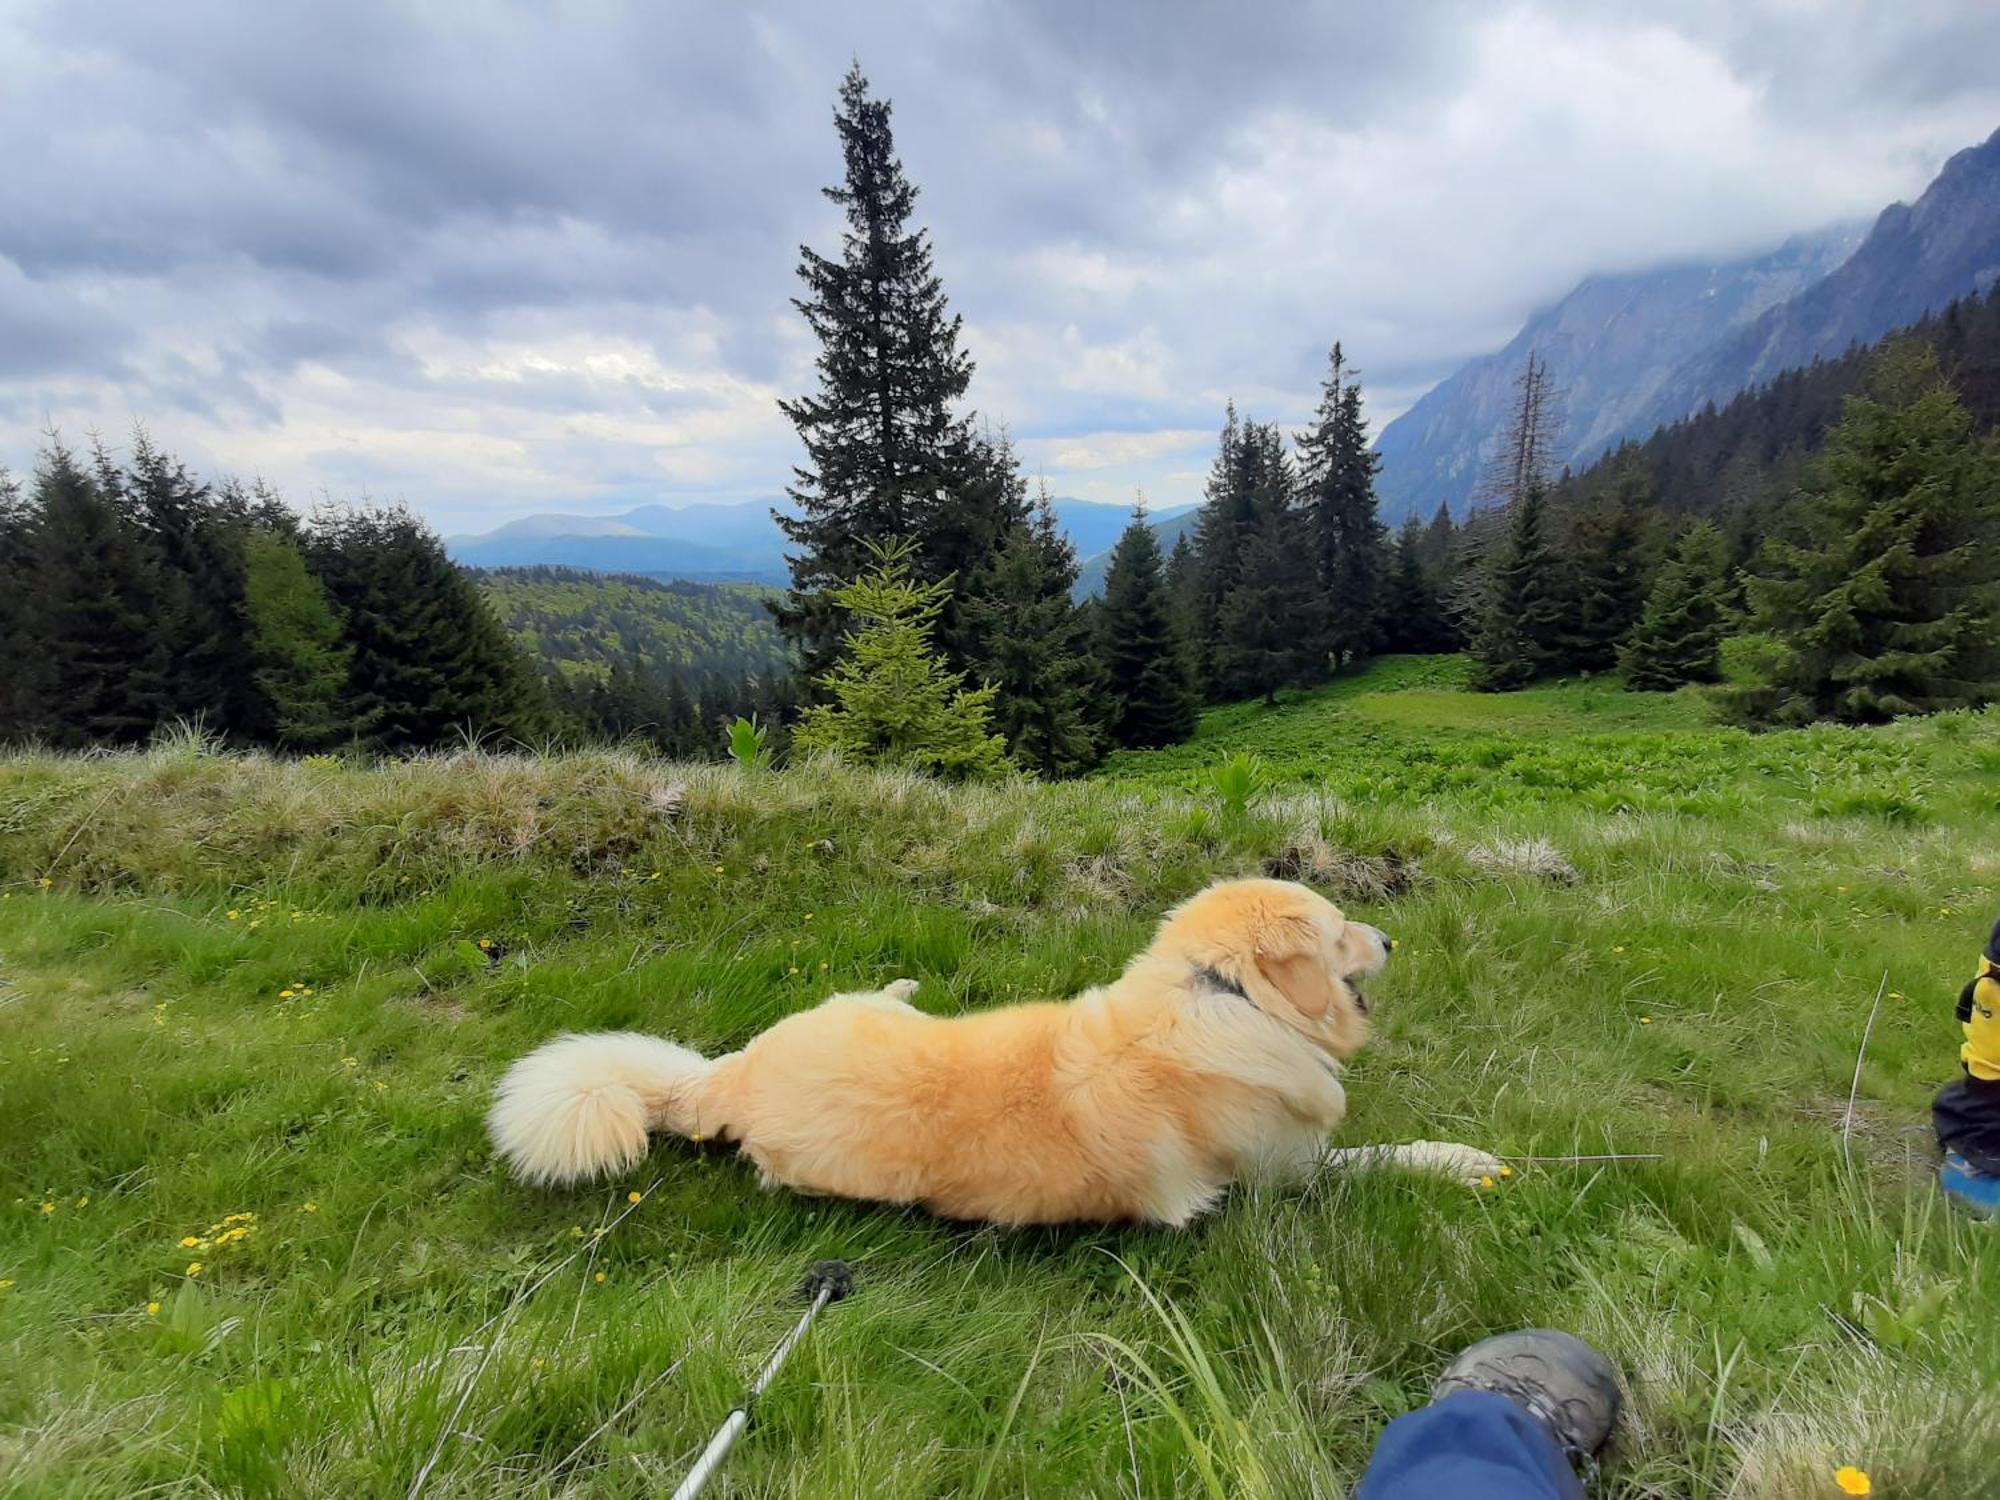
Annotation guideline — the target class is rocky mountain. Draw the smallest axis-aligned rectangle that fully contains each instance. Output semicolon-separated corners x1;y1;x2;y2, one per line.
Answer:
1636;126;2000;435
1372;224;1862;522
448;497;1195;584
1376;125;2000;523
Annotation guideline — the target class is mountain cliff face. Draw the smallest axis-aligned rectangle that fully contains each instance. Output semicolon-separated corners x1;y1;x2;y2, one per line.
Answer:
1637;127;2000;435
1371;225;1862;522
1376;126;2000;524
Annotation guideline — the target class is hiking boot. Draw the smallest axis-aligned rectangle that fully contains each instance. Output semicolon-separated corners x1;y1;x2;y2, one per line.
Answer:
1432;1329;1622;1468
1941;1152;2000;1216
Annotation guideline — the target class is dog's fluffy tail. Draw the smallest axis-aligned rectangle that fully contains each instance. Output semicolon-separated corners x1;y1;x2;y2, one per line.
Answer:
488;1032;717;1185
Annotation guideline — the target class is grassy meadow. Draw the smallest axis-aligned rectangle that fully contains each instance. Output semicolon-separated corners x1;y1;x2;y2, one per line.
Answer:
3;657;1999;1497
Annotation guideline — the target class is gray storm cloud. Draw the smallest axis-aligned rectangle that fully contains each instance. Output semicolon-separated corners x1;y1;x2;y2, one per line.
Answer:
2;0;1996;530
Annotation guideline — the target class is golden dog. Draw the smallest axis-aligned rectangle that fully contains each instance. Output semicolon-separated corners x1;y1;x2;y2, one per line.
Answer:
488;877;1499;1224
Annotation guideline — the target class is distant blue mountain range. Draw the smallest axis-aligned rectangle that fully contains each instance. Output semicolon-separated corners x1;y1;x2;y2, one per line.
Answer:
448;497;1193;586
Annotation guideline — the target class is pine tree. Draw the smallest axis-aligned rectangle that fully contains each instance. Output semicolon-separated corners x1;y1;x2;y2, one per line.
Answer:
1294;343;1386;667
794;540;1008;778
1468;485;1571;691
1565;462;1650;671
240;530;354;748
1731;340;2000;723
1097;510;1201;748
1164;529;1200;644
1202;419;1305;699
929;428;1030;675
306;505;549;750
0;467;41;740
27;442;177;746
1216;502;1322;703
775;63;974;682
1622;521;1733;691
1380;515;1453;654
958;483;1107;777
1187;403;1252;690
118;432;259;738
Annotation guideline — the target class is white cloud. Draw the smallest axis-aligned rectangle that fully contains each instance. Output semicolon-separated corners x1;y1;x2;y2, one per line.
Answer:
2;0;1996;522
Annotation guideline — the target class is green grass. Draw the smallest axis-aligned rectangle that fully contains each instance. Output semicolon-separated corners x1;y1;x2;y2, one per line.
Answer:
4;662;2000;1496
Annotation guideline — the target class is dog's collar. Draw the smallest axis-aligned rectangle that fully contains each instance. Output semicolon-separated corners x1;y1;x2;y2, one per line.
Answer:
1192;965;1253;1005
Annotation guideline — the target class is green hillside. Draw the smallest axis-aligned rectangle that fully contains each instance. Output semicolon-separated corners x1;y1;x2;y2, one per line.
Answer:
474;565;791;681
3;663;1998;1493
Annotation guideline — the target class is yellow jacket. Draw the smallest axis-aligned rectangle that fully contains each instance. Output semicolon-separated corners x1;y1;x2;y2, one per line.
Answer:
1961;956;2000;1082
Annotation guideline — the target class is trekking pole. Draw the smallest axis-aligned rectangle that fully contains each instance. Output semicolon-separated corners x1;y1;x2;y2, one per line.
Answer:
669;1260;854;1500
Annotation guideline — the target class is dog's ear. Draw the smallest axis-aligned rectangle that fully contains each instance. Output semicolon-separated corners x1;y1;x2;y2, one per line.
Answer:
1243;916;1340;1020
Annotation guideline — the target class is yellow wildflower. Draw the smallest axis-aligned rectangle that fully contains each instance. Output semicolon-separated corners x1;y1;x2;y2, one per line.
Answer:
222;1212;255;1224
38;877;53;889
146;1300;160;1315
594;1271;607;1284
0;1279;14;1292
39;1202;54;1214
1611;945;1625;954
227;909;241;920
1479;1176;1495;1189
627;1191;642;1204
374;1081;388;1092
788;966;800;977
570;1226;585;1239
185;1262;203;1276
180;1235;201;1248
1639;1017;1653;1025
804;912;814;921
302;1202;318;1213
279;989;294;1000
300;987;313;996
477;938;492;950
1498;1165;1514;1178
341;1057;358;1068
1835;1467;1872;1496
76;1196;88;1207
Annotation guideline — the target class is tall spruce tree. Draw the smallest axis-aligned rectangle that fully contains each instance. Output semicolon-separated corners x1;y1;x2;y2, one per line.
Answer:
119;432;259;737
958;483;1107;777
1200;418;1301;699
776;64;974;682
305;506;548;750
1566;462;1651;671
1216;499;1322;703
240;530;354;748
1097;509;1200;748
27;442;177;746
1294;343;1386;667
1622;521;1733;691
1380;515;1454;654
793;540;1008;779
1731;340;2000;723
1468;485;1571;691
1188;403;1251;690
0;467;40;740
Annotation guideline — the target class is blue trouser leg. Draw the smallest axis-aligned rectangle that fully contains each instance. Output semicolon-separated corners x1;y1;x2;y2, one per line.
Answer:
1354;1389;1585;1500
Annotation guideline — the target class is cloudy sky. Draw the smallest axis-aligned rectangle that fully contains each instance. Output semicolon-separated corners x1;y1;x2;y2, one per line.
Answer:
3;1;1997;534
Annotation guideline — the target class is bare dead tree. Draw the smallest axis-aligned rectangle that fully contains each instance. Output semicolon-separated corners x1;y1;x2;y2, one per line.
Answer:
1478;350;1566;512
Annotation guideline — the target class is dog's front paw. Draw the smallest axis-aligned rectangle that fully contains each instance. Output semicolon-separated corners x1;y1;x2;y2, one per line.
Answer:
883;978;920;1003
1397;1140;1506;1186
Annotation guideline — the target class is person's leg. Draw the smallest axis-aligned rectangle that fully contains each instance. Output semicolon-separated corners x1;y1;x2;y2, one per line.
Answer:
1354;1329;1620;1500
1355;1390;1581;1500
